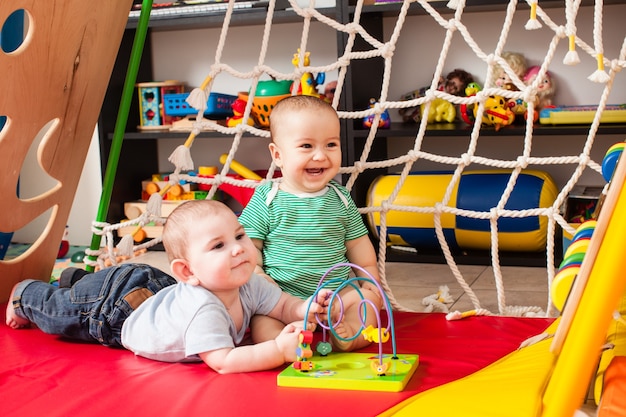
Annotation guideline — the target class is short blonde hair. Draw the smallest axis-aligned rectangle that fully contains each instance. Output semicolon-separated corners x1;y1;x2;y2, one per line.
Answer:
162;200;232;262
269;95;338;139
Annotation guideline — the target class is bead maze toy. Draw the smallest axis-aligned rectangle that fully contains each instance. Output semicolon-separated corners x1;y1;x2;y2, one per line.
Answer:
277;263;419;392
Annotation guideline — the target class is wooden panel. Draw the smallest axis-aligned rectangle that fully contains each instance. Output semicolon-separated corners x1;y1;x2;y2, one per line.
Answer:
0;0;134;299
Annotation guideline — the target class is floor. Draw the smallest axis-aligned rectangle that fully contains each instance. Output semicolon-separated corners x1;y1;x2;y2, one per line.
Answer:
130;250;598;415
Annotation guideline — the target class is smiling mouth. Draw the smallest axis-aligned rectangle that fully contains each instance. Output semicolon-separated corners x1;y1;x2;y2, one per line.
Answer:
306;168;325;175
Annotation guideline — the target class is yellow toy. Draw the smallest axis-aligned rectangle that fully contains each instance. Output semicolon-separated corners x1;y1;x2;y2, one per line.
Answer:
474;95;515;131
226;96;254;127
219;154;262;180
420;97;456;123
291;49;324;98
361;325;390;343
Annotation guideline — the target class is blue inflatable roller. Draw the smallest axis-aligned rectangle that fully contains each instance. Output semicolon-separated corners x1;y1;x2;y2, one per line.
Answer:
366;170;559;252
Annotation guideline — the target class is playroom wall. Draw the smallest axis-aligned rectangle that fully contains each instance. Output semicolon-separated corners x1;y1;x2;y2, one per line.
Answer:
149;5;626;191
15;4;625;245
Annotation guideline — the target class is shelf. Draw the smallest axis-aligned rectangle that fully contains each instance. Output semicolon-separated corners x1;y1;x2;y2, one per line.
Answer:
350;122;626;138
356;0;626;17
107;128;272;140
125;7;338;31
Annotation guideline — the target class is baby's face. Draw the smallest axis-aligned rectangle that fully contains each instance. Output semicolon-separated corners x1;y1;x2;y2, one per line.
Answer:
269;107;341;194
184;211;257;293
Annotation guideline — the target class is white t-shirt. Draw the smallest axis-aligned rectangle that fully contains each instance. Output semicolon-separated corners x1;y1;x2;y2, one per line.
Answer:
121;274;283;362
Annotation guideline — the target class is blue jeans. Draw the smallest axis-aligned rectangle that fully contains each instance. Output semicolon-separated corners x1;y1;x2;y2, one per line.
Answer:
11;263;176;347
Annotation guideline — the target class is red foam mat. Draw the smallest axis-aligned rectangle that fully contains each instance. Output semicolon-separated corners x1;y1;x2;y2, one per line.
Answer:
1;303;553;417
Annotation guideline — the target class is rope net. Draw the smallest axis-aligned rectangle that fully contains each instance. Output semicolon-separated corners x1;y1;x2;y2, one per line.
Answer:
89;0;626;317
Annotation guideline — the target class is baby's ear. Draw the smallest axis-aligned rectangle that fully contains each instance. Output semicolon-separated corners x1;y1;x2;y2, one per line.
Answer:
268;142;283;167
170;259;199;285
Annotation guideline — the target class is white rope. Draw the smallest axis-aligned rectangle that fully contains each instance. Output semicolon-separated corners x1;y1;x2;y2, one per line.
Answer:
93;0;626;317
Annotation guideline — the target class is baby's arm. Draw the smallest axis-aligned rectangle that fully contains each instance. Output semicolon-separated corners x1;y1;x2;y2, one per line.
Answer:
250;237;276;285
268;290;332;325
198;322;303;373
346;235;379;281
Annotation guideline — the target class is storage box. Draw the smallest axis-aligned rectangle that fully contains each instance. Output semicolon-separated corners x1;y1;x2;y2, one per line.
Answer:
136;81;185;130
163;92;236;119
561;185;603;256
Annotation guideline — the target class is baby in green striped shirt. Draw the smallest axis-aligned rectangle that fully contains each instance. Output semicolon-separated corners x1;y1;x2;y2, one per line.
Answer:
239;95;383;352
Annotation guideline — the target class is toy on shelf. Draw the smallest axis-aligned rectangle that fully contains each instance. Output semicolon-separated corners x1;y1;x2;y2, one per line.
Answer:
226;94;254;127
163;91;237;120
363;98;391;128
455;81;516;130
136;80;186;131
251;79;293;128
278;263;419;392
459;81;482;125
471;94;515;131
291;48;325;99
141;173;205;201
539;104;626;125
523;65;556;111
398;69;473;123
324;80;337;103
420;97;456;123
491;51;527;89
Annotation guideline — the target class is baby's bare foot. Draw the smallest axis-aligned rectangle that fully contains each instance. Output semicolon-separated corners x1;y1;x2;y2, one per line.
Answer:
6;283;30;329
331;320;367;352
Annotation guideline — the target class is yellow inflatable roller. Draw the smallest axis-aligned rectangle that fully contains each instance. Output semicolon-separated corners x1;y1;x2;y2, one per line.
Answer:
367;170;558;252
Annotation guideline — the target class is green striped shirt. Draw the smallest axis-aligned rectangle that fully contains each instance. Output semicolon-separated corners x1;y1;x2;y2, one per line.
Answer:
238;180;369;299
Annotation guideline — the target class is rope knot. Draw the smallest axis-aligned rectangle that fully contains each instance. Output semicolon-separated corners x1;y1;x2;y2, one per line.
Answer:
516;156;529;169
354;161;365;173
460;153;472;167
555;25;567;38
381;43;395;59
446;19;458;32
578;153;590;166
345;22;359;35
610;59;622;73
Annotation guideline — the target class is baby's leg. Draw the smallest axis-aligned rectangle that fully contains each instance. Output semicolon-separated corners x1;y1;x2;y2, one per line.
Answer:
249;315;285;344
6;282;31;329
330;286;383;352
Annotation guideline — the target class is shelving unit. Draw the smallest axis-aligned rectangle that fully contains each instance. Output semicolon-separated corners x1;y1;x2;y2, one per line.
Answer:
98;0;626;265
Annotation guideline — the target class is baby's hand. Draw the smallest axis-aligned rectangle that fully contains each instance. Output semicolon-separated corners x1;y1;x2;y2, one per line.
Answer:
303;289;335;323
275;322;306;362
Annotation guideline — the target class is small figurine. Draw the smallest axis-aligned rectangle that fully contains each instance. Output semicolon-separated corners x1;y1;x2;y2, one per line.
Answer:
492;51;527;88
460;82;482;125
420;97;456;123
441;68;474;96
291;49;325;98
361;325;390;344
474;95;515;131
226;96;254;127
323;80;337;103
399;69;473;123
363;98;391;129
523;65;556;110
